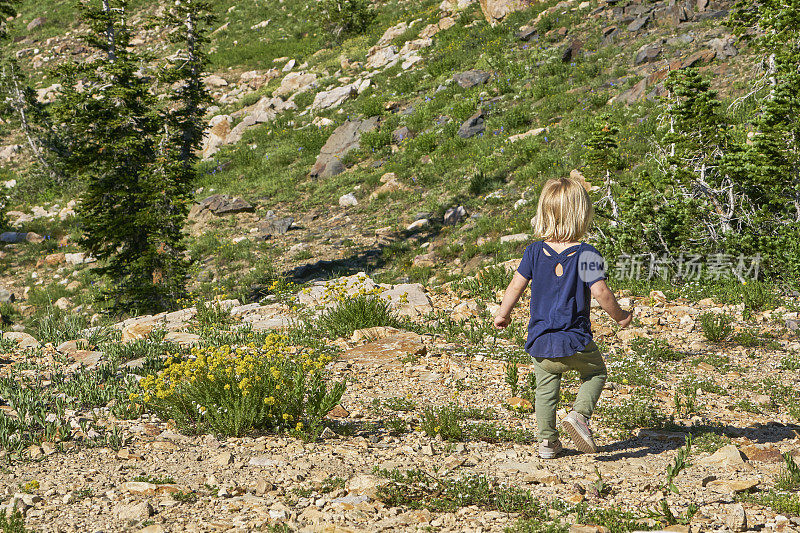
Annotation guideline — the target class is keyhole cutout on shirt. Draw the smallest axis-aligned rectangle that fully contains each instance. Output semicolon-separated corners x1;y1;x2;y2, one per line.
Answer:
555;263;563;277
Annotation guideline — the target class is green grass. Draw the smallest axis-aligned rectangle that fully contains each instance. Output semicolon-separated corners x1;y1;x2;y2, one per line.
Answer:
315;295;404;339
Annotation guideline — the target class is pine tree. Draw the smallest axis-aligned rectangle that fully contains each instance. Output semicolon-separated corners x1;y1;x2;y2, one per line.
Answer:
584;113;623;224
727;0;800;280
50;0;184;312
661;68;735;241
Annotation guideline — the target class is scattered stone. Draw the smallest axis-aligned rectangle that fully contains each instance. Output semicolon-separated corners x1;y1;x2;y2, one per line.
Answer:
257;216;294;238
2;331;39;350
443;205;467;226
726;503;747;532
339;193;359;207
114;501;153;523
310;117;380;178
457;110;485;138
453;70;491;89
479;0;526;25
635;43;662;65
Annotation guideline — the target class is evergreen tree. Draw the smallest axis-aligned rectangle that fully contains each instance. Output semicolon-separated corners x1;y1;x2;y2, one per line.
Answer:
661;68;735;241
50;0;204;312
728;0;800;280
584;113;623;224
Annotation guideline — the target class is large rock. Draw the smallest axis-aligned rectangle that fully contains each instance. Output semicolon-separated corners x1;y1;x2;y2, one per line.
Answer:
114;501;153;522
27;17;46;31
274;72;317;97
298;272;433;317
202;114;232;159
709;36;738;58
453;70;490;89
256;216;294;238
654;5;688;26
635;43;662;65
457;110;485;138
309;117;380;178
366;45;399;70
2;332;39;350
312;84;358;111
698;444;748;470
479;0;526;25
189;194;254;220
377;22;408;45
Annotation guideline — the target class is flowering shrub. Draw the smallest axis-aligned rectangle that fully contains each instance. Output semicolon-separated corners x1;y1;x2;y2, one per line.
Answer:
136;334;345;437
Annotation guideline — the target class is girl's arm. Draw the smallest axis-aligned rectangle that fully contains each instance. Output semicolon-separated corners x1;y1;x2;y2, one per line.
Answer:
494;272;531;329
590;279;632;327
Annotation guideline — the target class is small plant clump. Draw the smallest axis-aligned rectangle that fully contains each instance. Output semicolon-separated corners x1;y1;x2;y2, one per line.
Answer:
137;334;345;438
699;312;733;342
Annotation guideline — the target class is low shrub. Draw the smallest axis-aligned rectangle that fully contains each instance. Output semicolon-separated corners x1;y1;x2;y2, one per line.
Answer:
699;312;733;342
631;338;685;362
600;397;668;432
138;334;345;438
316;295;403;339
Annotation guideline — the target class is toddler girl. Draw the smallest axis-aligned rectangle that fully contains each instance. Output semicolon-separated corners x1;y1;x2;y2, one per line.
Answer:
494;176;632;459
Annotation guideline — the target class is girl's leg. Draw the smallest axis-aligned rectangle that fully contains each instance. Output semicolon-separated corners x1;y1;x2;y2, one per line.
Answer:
569;342;607;419
533;357;566;442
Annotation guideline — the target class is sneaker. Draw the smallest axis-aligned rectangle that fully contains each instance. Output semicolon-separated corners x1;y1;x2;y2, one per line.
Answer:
538;439;563;459
562;411;597;453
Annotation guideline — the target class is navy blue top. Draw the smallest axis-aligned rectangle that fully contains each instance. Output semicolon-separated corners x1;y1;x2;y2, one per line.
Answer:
516;241;606;358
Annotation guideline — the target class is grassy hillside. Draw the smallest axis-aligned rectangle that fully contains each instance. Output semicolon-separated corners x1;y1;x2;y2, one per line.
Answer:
0;0;790;320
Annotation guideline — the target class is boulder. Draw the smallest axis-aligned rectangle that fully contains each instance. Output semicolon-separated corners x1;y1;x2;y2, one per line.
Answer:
654;5;688;26
377;22;408;45
0;232;26;244
274;72;317;97
392;126;414;143
562;40;583;62
2;331;39;350
339;193;358;207
709;36;738;58
27;17;46;31
256;216;294;239
457;110;485;138
312;84;358;111
114;501;153;522
309;117;380;178
627;16;649;32
201;114;232;159
203;74;228;88
444;205;467;226
366;45;399;70
0;144;22;161
479;0;526;25
191;194;254;218
635;43;662;65
453;70;491;89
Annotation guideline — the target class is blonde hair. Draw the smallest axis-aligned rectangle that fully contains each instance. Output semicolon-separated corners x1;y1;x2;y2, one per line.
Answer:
533;177;594;242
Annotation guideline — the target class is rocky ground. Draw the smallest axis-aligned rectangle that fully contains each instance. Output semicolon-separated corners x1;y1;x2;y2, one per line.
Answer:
0;271;798;532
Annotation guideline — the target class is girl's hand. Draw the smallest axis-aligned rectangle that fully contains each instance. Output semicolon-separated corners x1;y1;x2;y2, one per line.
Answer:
494;314;510;329
617;310;633;328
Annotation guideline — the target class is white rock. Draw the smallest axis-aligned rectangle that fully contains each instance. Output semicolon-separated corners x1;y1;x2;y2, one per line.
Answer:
339;193;358;207
500;233;530;244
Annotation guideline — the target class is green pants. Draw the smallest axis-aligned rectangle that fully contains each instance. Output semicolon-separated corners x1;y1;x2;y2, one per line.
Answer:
533;341;607;442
